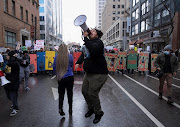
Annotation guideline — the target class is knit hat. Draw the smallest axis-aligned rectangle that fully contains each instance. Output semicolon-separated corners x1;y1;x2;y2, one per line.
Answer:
8;51;16;57
164;45;172;51
95;28;103;38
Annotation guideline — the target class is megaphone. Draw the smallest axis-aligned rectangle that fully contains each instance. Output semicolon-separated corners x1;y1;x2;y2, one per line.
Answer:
0;69;10;87
74;15;91;34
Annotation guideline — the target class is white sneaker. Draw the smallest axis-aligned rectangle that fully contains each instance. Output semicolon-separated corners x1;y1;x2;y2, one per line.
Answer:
10;109;18;117
25;87;30;91
10;105;13;110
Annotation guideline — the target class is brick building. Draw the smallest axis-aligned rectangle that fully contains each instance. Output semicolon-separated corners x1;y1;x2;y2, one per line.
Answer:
0;0;40;49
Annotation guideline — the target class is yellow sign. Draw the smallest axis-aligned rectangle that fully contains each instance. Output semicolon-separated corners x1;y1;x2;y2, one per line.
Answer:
45;51;55;70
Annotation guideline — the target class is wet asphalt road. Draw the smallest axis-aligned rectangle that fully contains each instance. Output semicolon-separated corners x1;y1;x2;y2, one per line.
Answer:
0;71;180;127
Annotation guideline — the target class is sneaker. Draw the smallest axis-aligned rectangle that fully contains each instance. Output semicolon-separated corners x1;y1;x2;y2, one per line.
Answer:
93;111;104;124
85;109;94;117
167;96;174;104
25;87;30;91
10;109;18;117
10;105;13;110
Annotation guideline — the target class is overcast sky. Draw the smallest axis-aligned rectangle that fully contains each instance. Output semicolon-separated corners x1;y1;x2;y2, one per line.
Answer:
62;0;96;45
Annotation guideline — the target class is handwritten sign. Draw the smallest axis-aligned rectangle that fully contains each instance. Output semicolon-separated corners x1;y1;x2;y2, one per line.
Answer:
34;40;44;50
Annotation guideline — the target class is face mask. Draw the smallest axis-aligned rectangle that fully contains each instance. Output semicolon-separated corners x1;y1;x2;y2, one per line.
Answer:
164;51;170;55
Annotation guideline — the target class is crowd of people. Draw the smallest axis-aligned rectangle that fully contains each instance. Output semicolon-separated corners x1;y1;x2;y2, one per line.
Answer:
0;28;179;125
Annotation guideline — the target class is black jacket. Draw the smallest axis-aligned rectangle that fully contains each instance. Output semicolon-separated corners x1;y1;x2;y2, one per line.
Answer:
4;57;20;90
76;37;108;74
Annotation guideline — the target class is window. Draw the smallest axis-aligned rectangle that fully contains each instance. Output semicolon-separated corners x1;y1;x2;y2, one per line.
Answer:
5;31;16;48
155;0;161;6
146;18;150;30
113;5;115;8
162;9;169;17
113;0;115;2
40;25;45;30
122;5;124;8
31;14;34;25
136;0;139;4
118;5;120;8
141;21;145;32
118;0;120;2
146;0;150;12
40;16;45;21
135;24;138;34
118;11;120;14
113;11;116;14
122;11;124;14
39;7;44;13
39;0;44;4
123;22;127;28
133;0;135;6
12;0;15;16
154;12;160;26
141;3;146;15
112;17;115;20
32;0;35;5
20;6;23;20
135;9;139;19
132;26;135;35
40;34;45;39
4;0;8;12
26;10;28;23
132;11;135;21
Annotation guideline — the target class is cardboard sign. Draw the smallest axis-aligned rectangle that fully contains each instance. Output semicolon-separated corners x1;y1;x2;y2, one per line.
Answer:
73;52;83;71
25;40;32;48
37;52;45;71
138;53;149;71
106;53;118;72
29;54;37;73
116;52;126;70
34;40;44;50
127;50;137;69
45;51;55;70
151;54;158;72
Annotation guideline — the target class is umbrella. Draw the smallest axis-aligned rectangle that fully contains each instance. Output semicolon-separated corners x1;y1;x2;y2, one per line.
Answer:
113;48;118;51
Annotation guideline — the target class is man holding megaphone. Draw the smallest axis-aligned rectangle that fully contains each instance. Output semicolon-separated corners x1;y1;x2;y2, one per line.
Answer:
75;27;108;124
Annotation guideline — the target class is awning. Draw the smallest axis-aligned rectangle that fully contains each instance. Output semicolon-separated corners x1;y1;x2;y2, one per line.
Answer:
128;40;137;45
136;39;144;44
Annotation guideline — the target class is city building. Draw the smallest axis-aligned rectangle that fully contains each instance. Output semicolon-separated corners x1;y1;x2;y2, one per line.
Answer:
101;0;130;50
0;0;40;49
96;0;106;29
130;0;177;52
39;0;62;50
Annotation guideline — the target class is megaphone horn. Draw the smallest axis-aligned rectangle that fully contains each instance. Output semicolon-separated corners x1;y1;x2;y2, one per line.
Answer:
0;69;10;87
74;15;90;33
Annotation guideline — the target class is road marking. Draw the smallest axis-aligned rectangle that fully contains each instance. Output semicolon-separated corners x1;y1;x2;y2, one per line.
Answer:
74;81;83;84
146;75;180;89
51;75;56;79
173;77;180;81
108;74;165;127
51;87;58;100
123;74;180;109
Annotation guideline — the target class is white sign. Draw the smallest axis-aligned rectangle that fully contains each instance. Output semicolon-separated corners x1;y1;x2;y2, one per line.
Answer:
0;54;4;62
25;40;32;48
147;46;150;52
34;40;44;50
0;48;7;53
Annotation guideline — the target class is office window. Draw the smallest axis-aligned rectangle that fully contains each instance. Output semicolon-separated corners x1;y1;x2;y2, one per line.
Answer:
39;7;44;13
26;10;28;23
154;12;160;26
12;0;15;16
141;3;146;15
118;0;120;1
4;0;8;12
133;0;135;6
40;34;45;39
162;9;169;17
40;25;45;30
122;11;124;14
40;16;45;21
146;0;150;12
113;11;116;14
5;31;16;48
141;21;145;32
118;11;120;14
122;5;124;8
135;9;139;19
113;0;115;2
146;18;150;30
118;5;120;8
32;0;35;5
20;6;23;20
132;26;135;35
31;14;34;25
113;17;115;20
113;5;115;8
39;0;44;4
135;24;138;34
132;11;135;21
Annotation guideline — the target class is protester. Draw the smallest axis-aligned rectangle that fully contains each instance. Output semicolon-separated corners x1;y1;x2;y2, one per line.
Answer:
53;44;74;116
4;51;20;116
75;28;108;124
155;45;178;104
18;49;30;91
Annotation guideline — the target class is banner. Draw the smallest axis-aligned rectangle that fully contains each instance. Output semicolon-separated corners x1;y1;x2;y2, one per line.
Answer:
37;52;45;71
73;52;83;71
34;40;44;50
127;50;137;69
45;51;55;70
138;53;149;71
106;53;118;72
116;52;126;70
29;54;37;73
25;40;32;48
151;54;158;72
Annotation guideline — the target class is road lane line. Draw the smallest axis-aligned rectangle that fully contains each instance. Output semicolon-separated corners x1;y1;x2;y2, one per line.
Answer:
123;74;180;109
173;77;180;81
108;75;165;127
146;75;180;89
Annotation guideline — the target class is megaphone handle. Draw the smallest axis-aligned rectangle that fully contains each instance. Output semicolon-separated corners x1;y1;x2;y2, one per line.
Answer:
87;28;91;35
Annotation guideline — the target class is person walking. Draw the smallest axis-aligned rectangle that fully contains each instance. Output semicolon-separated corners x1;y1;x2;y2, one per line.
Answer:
75;28;108;124
18;50;30;91
4;51;20;116
53;44;74;116
155;45;178;104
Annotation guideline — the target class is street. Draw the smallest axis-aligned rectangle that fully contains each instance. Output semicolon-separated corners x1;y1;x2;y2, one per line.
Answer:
0;71;180;127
